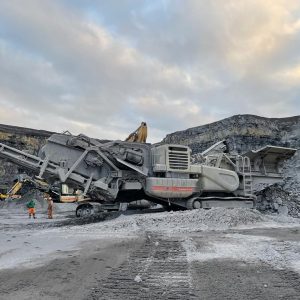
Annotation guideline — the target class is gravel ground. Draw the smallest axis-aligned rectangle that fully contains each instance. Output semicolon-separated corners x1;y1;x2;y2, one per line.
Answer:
0;207;300;299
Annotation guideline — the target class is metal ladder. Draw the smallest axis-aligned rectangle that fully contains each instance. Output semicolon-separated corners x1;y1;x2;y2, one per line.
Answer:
242;156;253;196
235;155;253;197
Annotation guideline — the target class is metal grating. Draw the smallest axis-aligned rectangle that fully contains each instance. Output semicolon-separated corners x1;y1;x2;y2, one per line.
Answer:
168;148;189;170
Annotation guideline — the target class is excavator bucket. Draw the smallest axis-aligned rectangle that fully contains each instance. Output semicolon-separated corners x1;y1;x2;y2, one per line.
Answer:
125;122;147;143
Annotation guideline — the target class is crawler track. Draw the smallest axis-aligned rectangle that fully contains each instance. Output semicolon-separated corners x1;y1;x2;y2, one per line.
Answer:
88;235;196;300
86;232;300;300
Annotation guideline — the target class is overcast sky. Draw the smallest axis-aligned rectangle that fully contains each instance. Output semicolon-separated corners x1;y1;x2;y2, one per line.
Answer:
0;0;300;142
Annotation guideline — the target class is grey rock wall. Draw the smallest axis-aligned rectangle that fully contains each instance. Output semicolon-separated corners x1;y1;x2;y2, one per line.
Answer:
0;124;53;189
163;114;300;154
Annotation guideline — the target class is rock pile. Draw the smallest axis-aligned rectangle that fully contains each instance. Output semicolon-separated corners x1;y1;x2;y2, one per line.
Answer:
257;150;300;218
66;207;299;236
88;208;268;234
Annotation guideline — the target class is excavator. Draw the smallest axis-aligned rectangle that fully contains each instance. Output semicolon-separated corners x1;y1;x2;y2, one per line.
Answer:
125;122;147;143
0;122;296;216
0;174;50;200
0;175;32;200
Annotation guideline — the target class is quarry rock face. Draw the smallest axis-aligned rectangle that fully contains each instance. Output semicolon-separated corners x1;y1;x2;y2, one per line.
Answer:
163;114;300;154
0;124;53;188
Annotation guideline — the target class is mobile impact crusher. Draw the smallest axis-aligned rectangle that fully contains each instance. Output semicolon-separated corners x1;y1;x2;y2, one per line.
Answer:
0;132;296;216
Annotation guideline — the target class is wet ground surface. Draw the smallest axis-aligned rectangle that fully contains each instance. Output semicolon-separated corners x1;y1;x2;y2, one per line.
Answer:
89;236;193;300
0;207;165;231
191;260;300;300
229;226;300;242
0;209;300;299
1;231;300;300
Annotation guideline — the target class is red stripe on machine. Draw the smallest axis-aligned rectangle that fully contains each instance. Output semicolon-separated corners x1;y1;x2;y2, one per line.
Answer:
152;186;194;192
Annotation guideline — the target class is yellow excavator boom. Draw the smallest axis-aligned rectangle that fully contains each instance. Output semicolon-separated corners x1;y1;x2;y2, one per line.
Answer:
125;122;147;143
8;181;23;196
0;181;24;200
0;177;49;201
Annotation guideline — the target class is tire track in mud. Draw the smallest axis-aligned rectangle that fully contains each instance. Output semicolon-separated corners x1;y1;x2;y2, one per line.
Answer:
87;235;196;300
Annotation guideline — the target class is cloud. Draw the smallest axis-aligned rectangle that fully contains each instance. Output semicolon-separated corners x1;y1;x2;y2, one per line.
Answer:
272;64;300;87
0;0;299;143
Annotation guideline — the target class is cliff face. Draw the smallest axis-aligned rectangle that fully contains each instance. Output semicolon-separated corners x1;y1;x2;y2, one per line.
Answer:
0;124;53;188
162;115;300;154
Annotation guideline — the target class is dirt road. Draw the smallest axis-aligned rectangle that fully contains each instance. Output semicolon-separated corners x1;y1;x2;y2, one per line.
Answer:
0;209;300;299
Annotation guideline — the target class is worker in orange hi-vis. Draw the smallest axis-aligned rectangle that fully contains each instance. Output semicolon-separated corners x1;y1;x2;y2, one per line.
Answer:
45;193;54;219
26;199;36;219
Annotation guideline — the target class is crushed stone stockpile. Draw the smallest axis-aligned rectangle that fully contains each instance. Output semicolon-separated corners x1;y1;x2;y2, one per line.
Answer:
67;208;298;235
256;150;300;218
283;150;300;217
256;184;300;218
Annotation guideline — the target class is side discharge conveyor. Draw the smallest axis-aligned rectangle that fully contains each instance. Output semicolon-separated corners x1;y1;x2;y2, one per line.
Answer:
0;133;296;216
